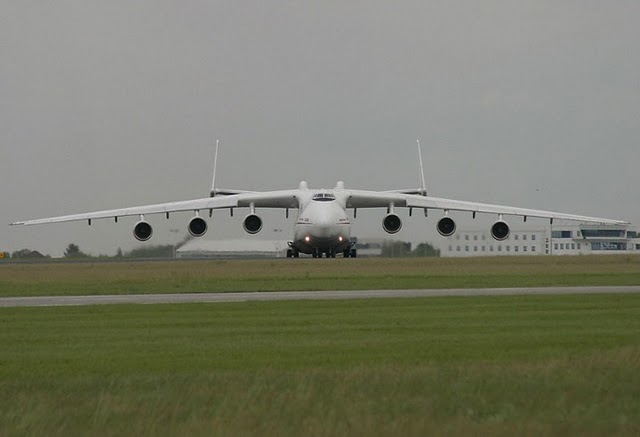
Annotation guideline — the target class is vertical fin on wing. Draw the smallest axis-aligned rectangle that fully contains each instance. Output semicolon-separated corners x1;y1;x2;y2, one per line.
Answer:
417;139;427;196
210;139;220;197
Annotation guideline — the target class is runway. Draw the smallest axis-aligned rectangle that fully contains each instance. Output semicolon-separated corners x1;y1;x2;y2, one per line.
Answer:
1;286;640;307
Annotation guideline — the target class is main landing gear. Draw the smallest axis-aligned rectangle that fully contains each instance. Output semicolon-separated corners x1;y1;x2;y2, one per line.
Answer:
286;243;357;258
312;248;332;258
293;248;357;258
343;248;357;258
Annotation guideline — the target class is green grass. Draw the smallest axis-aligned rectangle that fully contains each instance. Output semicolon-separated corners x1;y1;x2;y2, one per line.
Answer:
1;255;640;296
2;294;640;436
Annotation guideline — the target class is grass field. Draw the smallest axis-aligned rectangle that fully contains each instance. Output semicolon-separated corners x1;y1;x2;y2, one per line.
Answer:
1;256;640;435
1;254;640;296
1;294;640;436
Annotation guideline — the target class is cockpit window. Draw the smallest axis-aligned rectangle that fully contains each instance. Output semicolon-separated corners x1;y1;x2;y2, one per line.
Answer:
313;192;336;202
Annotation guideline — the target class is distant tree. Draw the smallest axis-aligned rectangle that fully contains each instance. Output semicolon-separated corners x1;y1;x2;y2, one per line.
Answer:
126;244;174;258
412;243;440;257
0;251;10;260
64;243;89;258
115;248;124;258
381;241;412;258
11;249;48;259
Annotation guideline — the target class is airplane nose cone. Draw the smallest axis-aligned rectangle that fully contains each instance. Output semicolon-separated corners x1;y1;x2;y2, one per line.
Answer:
312;213;340;237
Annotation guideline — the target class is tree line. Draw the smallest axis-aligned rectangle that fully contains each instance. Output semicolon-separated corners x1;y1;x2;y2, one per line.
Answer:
380;241;440;258
3;240;441;260
4;243;178;260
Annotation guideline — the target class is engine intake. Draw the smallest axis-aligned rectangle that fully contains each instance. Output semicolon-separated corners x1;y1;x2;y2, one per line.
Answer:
491;220;510;241
133;221;153;242
437;217;456;237
382;213;402;234
188;217;208;237
243;214;263;234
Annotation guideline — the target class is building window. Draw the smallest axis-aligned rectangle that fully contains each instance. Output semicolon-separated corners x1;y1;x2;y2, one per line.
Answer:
465;246;469;252
532;246;536;252
582;229;626;238
523;235;527;241
474;246;478;252
532;235;536;241
515;235;519;240
482;246;486;252
457;246;461;252
592;242;627;251
552;230;572;238
515;246;519;252
474;235;478;241
489;246;493;252
449;246;453;252
465;235;469;240
482;235;486;241
571;243;576;250
498;246;502;252
506;246;510;252
577;243;581;250
636;244;640;250
523;246;527;252
560;244;564;250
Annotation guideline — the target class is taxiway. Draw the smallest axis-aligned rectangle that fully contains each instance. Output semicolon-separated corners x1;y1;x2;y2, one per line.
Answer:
1;286;640;307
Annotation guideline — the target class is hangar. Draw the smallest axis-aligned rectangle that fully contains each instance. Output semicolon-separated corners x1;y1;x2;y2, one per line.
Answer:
176;239;290;259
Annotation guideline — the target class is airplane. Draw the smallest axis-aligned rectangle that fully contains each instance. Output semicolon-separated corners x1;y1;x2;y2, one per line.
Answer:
10;141;629;258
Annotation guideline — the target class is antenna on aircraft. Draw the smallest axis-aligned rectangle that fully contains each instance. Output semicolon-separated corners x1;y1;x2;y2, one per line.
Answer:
210;139;220;197
417;139;427;196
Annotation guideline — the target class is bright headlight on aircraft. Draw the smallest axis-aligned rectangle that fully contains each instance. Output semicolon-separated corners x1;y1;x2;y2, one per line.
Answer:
305;236;311;242
338;236;343;242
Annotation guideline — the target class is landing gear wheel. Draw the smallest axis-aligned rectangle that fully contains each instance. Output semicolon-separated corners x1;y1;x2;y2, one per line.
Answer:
286;249;293;258
350;249;357;258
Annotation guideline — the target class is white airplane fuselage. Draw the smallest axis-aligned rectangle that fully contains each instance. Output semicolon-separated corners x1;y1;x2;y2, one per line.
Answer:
291;190;352;256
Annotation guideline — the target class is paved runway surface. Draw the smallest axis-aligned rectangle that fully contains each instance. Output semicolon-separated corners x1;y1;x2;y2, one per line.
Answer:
1;286;640;307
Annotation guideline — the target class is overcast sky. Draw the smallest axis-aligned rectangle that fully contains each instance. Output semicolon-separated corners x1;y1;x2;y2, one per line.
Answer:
2;1;639;256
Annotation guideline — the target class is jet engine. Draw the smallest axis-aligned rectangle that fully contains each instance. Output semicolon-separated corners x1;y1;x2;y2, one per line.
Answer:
382;213;402;234
133;220;153;242
436;217;456;237
188;216;208;237
491;220;510;241
243;214;263;234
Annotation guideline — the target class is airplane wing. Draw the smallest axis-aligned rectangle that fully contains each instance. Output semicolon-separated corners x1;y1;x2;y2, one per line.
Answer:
344;189;628;225
10;190;301;226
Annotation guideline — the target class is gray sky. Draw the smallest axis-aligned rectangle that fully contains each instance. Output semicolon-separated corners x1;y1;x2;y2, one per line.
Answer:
2;1;639;257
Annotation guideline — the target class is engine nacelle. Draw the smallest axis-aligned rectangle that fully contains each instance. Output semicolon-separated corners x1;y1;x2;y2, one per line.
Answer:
188;216;208;237
243;214;263;234
382;213;402;234
437;217;456;237
133;221;153;242
491;220;510;241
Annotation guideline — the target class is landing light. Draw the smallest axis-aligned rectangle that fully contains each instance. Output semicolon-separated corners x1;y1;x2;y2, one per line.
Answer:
305;236;311;242
338;236;343;242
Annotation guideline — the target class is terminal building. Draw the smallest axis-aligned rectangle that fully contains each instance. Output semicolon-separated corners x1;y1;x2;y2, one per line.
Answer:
439;224;640;257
